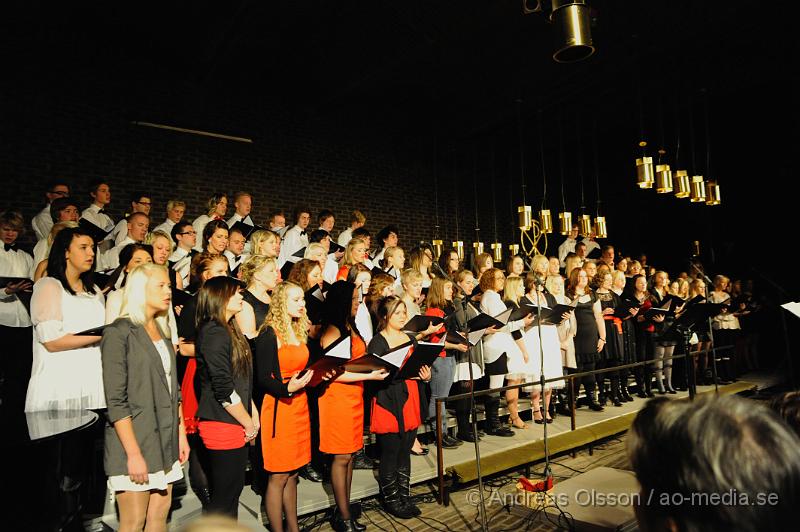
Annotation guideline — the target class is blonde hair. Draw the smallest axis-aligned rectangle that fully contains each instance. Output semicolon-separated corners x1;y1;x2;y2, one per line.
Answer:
304;243;326;261
240;255;277;287
145;229;174;255
531;254;549;275
611;269;627;286
400;268;423;289
564;255;582;278
426;277;452;310
250;229;279;257
342;237;367;266
47;220;79;247
544;274;565;296
119;263;171;338
503;276;524;304
262;282;309;344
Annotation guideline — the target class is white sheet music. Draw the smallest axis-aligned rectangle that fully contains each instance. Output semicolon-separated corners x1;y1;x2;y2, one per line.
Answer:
380;344;413;368
325;336;352;359
780;302;800;318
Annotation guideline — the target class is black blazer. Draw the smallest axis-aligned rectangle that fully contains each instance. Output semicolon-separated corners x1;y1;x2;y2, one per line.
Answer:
195;321;253;424
101;318;180;477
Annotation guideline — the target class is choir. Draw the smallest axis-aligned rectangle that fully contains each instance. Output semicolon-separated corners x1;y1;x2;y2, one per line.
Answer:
0;195;758;531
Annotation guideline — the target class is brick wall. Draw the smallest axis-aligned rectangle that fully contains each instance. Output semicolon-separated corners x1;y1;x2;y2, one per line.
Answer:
1;82;517;259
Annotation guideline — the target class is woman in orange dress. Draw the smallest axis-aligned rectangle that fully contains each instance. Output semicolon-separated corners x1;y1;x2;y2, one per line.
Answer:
336;237;368;281
319;281;389;531
254;281;315;532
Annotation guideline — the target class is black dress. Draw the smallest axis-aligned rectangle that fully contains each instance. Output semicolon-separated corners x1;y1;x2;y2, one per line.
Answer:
597;291;624;364
242;290;270;330
573;293;600;364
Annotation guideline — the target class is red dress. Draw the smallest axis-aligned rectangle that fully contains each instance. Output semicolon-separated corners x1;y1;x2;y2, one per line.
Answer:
260;343;311;472
318;334;367;454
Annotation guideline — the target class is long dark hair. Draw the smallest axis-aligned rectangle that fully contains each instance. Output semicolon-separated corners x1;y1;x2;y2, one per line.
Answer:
375;295;405;332
202;219;228;252
196;276;251;377
287;259;320;291
322;280;361;339
46;227;97;295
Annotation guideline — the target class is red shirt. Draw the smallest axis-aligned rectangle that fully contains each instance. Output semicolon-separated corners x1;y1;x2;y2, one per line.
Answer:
424;307;447;357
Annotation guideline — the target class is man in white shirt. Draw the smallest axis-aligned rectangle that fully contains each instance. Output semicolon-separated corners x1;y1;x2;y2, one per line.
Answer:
268;210;287;237
337;210;365;247
557;224;580;267
29;197;81;278
152;200;186;236
31;180;70;242
224;225;248;276
317;209;335;234
80;180;114;232
168;221;197;288
278;206;311;266
226;191;253;228
109;192;151;246
98;212;149;271
372;224;399;265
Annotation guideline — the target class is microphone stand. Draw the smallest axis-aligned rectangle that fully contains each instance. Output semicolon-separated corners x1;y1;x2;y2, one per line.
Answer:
532;277;553;486
690;259;720;393
430;257;489;532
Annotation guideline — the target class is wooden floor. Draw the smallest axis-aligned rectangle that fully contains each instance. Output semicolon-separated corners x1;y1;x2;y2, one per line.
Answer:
97;372;777;530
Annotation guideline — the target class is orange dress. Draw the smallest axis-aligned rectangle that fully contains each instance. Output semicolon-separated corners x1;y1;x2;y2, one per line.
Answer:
318;334;366;454
336;265;351;281
260;343;311;472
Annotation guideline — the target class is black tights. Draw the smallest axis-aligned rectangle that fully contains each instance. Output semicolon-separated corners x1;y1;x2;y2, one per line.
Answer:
186;433;211;497
377;431;415;482
206;446;248;518
266;470;300;532
330;453;356;519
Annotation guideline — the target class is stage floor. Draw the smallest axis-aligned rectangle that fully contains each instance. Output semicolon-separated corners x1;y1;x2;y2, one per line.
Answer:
98;374;773;530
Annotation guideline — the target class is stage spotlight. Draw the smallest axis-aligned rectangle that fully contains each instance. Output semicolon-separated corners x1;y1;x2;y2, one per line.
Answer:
550;0;595;63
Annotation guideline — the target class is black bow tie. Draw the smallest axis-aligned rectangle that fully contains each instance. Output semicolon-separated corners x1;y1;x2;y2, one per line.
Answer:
300;230;306;236
97;209;106;215
3;243;16;252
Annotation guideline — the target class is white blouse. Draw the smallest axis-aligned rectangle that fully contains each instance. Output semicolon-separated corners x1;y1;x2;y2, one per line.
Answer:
0;246;33;327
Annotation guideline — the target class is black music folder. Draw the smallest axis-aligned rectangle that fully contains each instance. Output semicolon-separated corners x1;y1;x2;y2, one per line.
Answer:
230;220;263;240
402;314;445;333
395;338;445;380
0;277;32;289
79;218;112;243
75;325;107;336
344;341;413;373
305;336;352;386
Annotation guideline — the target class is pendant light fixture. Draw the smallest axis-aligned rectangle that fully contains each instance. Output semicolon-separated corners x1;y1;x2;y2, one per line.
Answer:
452;148;464;259
635;82;654;189
489;146;503;263
702;88;722;205
431;135;443;260
591;117;608;239
557;112;573;235
687;93;705;203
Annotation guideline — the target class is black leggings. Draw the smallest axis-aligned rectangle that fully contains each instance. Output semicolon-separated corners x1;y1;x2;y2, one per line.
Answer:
207;446;249;518
187;433;211;496
576;355;597;397
377;430;415;481
635;331;655;389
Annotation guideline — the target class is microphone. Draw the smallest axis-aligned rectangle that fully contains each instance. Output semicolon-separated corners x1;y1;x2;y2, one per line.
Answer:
533;273;546;287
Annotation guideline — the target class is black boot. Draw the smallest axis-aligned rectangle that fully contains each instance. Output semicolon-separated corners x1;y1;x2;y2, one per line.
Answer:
610;376;623;407
484;394;514;437
194;487;212;509
398;465;421;517
380;471;414;519
299;463;324;482
352;448;375;470
620;384;634;402
331;510;359;532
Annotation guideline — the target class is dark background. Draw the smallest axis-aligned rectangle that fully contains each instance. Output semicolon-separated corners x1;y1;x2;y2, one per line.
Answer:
1;0;798;299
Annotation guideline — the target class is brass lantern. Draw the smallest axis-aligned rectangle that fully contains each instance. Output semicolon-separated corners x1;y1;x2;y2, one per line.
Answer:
431;239;443;260
517;205;533;231
509;243;520;257
452;241;465;260
473;242;485;256
705;180;722;205
579;214;593;236
539;209;553;234
674;170;690;198
558;211;573;235
491;242;503;263
690;176;706;203
655;164;673;193
594;216;608;239
550;0;595;64
636;156;655;189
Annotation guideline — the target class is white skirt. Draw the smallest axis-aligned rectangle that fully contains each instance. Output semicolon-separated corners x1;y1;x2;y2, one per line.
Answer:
522;326;565;390
107;460;184;492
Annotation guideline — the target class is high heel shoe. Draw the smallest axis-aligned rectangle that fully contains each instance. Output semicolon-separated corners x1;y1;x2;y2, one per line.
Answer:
510;415;530;429
410;447;429;456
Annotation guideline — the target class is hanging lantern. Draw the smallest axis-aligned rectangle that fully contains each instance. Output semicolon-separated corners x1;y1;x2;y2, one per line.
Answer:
539;209;553;234
517;205;533;231
674;170;690;198
452;241;464;260
491;242;503;263
558;211;573;235
705;180;722;205
431;239;443;260
509;243;520;256
579;214;593;236
473;242;485;256
655;164;673;193
690;176;706;203
594;216;608;239
636;156;654;189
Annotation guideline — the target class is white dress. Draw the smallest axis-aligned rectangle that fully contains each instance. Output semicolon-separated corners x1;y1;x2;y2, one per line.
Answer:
25;277;107;412
480;290;525;374
520;293;565;389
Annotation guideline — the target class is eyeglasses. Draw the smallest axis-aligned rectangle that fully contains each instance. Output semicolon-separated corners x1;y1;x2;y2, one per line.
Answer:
136;201;152;206
178;231;197;235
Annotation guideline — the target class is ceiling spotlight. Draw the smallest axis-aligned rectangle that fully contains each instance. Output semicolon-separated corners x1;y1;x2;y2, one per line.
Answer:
550;0;595;63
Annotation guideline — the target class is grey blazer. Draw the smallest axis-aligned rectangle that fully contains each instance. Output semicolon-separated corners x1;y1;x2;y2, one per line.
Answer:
101;317;180;477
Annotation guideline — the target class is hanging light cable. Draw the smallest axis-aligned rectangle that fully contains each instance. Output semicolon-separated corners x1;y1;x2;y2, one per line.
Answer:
655;96;673;193
516;99;533;232
673;98;691;198
635;80;655;189
577;113;592;236
452;148;464;259
592;116;607;239
538;110;553;234
490;146;503;263
472;147;484;256
688;93;707;203
557;110;572;235
703;88;721;205
432;134;443;259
